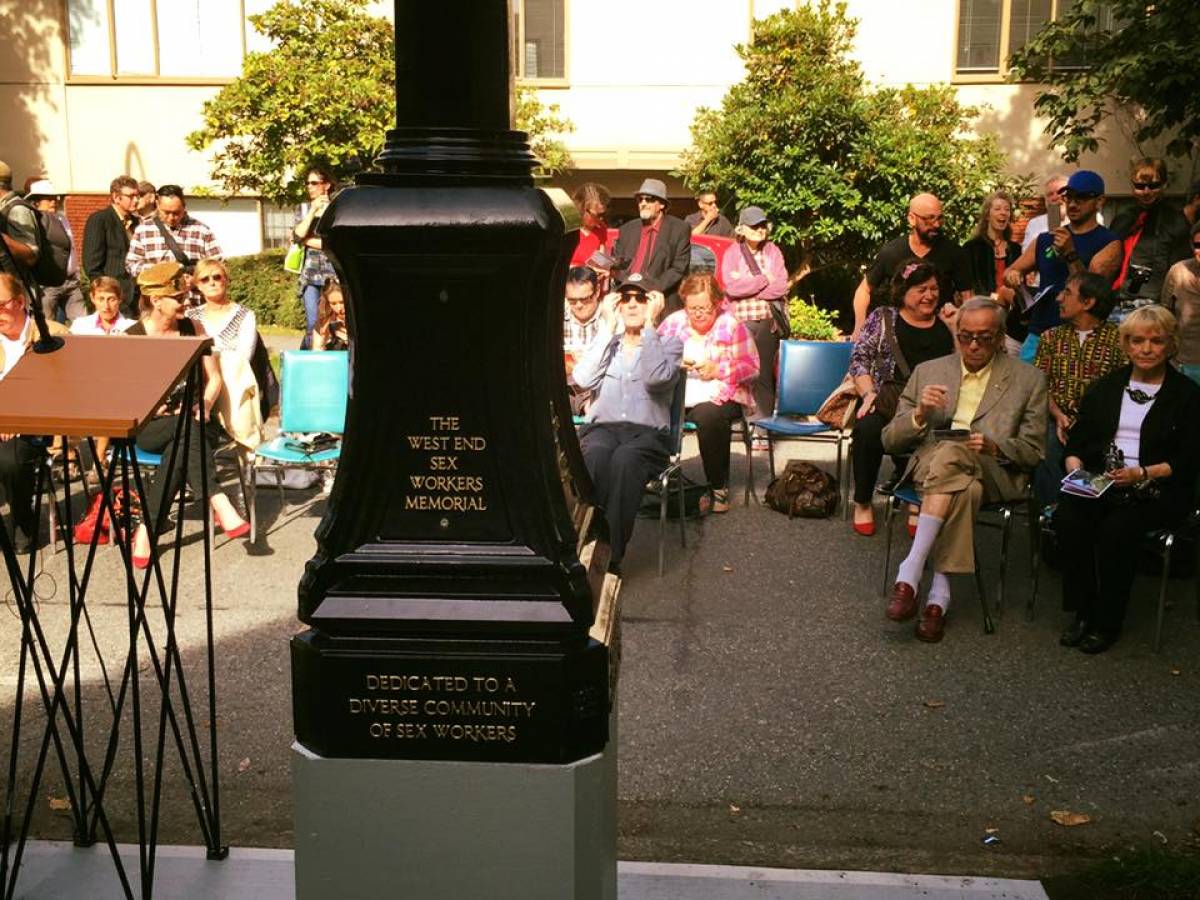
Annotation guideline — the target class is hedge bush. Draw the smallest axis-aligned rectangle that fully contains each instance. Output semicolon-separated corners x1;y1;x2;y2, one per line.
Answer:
225;249;306;330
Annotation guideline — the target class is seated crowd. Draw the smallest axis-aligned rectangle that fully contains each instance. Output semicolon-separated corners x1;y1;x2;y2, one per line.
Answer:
2;157;1199;654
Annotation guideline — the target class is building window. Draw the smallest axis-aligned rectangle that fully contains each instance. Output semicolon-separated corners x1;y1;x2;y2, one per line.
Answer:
67;0;275;79
955;0;1113;77
511;0;566;82
261;203;295;251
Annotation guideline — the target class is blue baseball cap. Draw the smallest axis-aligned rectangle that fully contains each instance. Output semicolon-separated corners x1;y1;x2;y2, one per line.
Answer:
1065;170;1105;196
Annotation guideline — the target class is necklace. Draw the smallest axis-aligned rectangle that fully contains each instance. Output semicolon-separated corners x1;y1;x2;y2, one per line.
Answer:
1125;386;1157;405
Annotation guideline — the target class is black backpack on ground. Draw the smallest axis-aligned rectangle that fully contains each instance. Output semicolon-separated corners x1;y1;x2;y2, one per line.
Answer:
0;194;70;288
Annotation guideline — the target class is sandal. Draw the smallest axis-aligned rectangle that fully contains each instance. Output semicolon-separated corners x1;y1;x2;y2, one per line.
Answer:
711;488;730;514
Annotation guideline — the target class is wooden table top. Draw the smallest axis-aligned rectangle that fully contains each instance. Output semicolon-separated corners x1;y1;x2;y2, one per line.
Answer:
0;334;212;438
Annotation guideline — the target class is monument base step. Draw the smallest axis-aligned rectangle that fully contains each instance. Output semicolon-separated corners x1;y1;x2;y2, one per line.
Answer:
9;841;1049;899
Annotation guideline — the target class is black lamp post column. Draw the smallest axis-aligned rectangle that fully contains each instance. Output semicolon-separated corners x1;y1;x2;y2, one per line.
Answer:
290;3;615;898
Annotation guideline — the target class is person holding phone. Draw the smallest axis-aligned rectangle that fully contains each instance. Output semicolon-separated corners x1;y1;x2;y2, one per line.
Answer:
881;298;1047;643
293;165;338;349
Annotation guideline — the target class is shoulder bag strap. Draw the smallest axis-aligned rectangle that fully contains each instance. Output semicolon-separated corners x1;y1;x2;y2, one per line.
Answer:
738;241;763;278
882;309;912;382
153;217;192;265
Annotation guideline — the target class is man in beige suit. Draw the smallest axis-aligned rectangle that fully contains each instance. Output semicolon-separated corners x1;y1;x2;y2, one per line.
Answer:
882;297;1047;642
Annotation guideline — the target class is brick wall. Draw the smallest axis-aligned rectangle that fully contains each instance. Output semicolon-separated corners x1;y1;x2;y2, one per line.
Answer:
64;195;110;253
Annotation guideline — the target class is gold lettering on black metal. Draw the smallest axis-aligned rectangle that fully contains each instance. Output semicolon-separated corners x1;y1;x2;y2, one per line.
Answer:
350;674;532;743
404;415;490;512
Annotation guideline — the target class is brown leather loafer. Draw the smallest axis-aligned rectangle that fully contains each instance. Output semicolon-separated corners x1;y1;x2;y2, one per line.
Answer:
886;582;918;622
915;604;946;643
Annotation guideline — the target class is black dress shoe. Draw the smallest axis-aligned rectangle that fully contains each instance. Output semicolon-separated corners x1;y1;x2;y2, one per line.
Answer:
1059;618;1088;647
1079;631;1116;655
11;525;33;555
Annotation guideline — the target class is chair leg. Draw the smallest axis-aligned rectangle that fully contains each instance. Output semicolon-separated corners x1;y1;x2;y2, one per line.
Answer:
1028;510;1044;622
882;497;896;597
658;475;669;578
249;459;259;544
767;435;776;482
841;439;852;521
43;464;61;556
996;507;1013;617
743;429;754;506
973;556;996;635
1154;534;1174;653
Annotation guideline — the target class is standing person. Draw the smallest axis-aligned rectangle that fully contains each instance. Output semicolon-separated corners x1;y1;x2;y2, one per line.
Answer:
963;192;1024;356
1021;175;1068;253
657;272;758;513
1004;170;1121;359
720;206;788;431
852;193;971;339
1109;158;1192;302
123;262;248;569
293;166;338;350
1160;222;1200;378
611;178;690;316
0;273;69;553
82;175;140;316
25;179;86;323
684;189;734;238
0;160;40;281
569;182;612;268
126;185;223;305
1032;273;1125;505
572;276;681;575
848;260;954;535
136;181;157;222
1055;306;1200;654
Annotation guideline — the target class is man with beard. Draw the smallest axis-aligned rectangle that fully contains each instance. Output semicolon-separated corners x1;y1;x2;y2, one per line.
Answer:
612;178;690;317
852;193;971;338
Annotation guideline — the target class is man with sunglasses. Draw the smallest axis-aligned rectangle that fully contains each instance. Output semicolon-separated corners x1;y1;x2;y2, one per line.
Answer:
1004;170;1121;355
853;193;971;339
612;178;691;318
572;274;682;575
881;297;1046;643
1109;158;1191;304
685;190;734;238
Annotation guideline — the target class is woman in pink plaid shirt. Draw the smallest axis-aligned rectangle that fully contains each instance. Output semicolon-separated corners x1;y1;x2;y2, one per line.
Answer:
658;272;759;512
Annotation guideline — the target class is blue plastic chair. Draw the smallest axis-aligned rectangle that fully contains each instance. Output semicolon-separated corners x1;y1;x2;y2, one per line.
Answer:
754;340;853;507
249;350;349;541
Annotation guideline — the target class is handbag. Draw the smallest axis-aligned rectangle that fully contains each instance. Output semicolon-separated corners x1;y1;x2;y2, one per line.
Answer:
872;310;913;421
283;243;305;275
815;373;858;429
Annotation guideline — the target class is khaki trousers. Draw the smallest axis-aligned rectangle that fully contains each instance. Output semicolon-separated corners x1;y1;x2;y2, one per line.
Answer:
911;441;1011;574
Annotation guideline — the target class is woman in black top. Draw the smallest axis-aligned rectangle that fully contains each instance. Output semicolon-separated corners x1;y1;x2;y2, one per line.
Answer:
848;260;955;534
124;262;249;568
1056;305;1200;653
963;192;1024;354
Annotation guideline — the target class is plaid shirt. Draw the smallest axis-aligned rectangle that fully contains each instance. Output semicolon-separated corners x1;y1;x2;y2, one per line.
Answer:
126;215;223;301
719;240;789;323
563;304;603;352
294;205;337;286
657;309;760;414
1034;320;1126;417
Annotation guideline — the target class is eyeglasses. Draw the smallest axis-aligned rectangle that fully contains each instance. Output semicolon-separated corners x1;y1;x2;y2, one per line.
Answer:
1064;190;1099;201
911;212;943;224
1192;242;1200;250
956;330;997;347
744;222;769;230
685;306;715;316
566;295;595;305
197;274;226;283
619;294;649;304
1132;181;1164;191
306;180;326;187
635;196;661;205
118;192;138;200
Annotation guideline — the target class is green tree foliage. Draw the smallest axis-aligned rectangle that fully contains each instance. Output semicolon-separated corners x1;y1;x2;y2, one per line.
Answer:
187;0;573;203
187;0;395;205
1008;0;1200;161
678;2;1008;284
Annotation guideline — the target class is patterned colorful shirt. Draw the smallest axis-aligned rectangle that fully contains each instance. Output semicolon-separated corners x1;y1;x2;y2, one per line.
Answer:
1034;320;1125;416
657;309;760;414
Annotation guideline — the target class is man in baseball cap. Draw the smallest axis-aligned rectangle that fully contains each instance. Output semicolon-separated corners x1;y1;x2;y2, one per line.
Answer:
1004;169;1121;344
612;177;691;318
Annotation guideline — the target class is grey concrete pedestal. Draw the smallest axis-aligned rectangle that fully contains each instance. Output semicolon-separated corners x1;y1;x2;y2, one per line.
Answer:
292;735;616;900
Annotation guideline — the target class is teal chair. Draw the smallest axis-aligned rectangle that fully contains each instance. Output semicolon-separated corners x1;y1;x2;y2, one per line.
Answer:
249;350;349;542
1180;363;1200;386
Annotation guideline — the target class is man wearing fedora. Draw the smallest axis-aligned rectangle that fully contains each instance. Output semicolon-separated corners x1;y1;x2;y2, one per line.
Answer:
25;179;86;323
612;178;691;317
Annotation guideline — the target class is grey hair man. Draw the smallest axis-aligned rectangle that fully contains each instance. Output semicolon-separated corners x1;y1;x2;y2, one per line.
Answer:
880;296;1047;643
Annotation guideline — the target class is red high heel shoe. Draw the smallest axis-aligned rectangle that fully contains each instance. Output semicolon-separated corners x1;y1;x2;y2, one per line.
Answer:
73;493;111;546
213;509;250;540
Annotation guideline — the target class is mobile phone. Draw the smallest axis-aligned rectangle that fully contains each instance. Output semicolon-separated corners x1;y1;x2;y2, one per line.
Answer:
1047;202;1062;231
933;428;970;442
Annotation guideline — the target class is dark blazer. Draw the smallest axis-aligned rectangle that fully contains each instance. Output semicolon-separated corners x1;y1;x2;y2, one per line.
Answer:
612;214;691;306
1109;202;1192;300
82;205;133;302
1065;364;1200;520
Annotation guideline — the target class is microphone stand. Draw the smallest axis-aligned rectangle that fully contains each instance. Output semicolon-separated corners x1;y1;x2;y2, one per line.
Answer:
0;236;64;354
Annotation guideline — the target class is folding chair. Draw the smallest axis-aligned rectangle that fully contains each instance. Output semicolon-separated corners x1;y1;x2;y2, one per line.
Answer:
880;483;1036;635
644;377;688;577
248;350;349;542
754;340;852;508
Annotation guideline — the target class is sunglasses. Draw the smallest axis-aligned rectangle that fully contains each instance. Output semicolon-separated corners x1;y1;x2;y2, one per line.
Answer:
197;274;226;283
956;330;997;347
1064;190;1100;201
1192;242;1200;250
635;196;661;205
619;293;649;304
1132;181;1164;191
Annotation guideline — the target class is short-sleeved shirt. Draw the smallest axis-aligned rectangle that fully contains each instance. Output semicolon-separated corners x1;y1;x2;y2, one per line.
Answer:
0;194;40;279
865;235;970;310
1033;321;1125;416
683;212;735;238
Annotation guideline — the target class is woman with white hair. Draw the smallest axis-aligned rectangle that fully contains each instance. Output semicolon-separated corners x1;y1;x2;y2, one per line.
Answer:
1055;305;1200;653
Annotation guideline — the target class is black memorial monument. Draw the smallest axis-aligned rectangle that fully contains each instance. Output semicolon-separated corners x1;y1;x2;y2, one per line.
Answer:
291;1;610;767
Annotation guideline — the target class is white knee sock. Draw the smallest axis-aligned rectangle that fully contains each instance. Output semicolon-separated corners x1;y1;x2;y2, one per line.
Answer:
926;572;952;612
896;513;944;591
